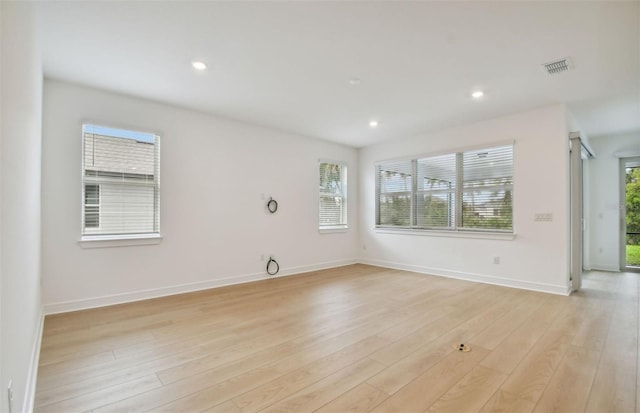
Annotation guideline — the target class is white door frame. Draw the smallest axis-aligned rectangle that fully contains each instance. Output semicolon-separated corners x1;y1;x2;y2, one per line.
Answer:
620;156;640;272
570;132;594;292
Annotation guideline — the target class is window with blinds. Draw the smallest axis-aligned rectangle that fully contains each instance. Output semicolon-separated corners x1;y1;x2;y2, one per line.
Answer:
376;144;513;232
82;124;160;237
462;146;513;230
377;160;412;227
319;161;347;229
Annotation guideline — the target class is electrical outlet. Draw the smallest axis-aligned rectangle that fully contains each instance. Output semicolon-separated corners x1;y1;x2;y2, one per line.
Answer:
7;380;13;413
493;256;500;264
534;213;553;222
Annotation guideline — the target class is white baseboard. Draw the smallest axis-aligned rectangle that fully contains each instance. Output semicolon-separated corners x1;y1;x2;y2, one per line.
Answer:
43;258;358;315
42;255;572;315
23;310;44;413
589;264;620;272
266;258;358;279
359;258;571;296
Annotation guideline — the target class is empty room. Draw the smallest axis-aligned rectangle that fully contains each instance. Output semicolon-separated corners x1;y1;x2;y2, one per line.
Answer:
2;1;640;412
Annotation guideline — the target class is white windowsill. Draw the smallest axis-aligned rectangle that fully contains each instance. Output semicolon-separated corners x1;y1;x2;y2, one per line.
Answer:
319;226;349;234
79;233;163;248
375;227;516;240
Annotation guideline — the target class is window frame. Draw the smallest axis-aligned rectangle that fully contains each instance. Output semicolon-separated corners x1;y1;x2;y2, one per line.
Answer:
80;124;162;246
375;143;514;235
318;160;348;232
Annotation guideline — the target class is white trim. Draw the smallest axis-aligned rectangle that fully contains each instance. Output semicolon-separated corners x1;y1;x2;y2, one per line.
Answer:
319;227;349;234
79;233;162;248
613;150;640;158
373;139;516;165
265;258;357;279
359;258;571;296
589;264;620;272
318;158;348;166
43;258;358;315
374;228;515;240
23;310;44;413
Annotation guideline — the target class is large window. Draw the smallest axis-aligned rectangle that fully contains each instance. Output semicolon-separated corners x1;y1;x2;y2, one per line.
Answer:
319;161;347;230
82;124;160;237
376;144;513;232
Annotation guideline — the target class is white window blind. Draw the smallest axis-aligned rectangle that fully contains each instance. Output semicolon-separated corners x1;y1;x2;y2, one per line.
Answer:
376;144;513;232
319;162;347;229
82;124;160;237
462;146;513;230
376;159;412;227
84;184;100;228
416;153;456;229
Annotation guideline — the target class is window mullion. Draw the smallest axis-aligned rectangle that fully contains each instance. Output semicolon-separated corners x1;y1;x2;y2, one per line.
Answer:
411;159;418;227
455;152;463;229
375;165;381;226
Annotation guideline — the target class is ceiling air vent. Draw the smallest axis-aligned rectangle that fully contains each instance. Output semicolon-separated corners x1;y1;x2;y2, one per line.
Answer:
542;57;572;75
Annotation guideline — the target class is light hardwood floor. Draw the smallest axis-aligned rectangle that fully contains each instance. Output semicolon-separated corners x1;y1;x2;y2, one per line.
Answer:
35;264;639;412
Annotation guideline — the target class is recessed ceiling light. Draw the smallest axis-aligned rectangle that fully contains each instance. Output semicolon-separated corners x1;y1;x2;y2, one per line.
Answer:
349;78;361;85
192;61;207;71
369;120;378;128
471;91;484;99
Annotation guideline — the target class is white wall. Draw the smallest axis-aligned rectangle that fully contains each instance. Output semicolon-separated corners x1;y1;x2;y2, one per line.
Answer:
359;105;571;294
588;132;640;271
41;80;359;311
1;2;44;412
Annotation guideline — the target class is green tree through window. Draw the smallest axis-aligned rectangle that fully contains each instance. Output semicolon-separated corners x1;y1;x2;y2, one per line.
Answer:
627;167;640;244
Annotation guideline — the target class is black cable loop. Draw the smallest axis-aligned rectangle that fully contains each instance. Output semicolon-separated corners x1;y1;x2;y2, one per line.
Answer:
267;197;278;214
266;257;279;276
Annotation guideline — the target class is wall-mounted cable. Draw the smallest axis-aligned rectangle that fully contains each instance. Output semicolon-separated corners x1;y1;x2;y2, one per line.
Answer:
267;197;278;214
266;256;279;275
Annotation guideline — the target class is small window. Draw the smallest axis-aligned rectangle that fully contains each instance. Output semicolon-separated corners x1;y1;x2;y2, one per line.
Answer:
319;162;347;230
82;124;160;237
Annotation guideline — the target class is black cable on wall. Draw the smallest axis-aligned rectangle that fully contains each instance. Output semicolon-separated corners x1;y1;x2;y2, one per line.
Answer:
266;256;279;275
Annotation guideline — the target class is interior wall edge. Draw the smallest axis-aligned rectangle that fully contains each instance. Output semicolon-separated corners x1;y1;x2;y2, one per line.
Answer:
22;310;44;413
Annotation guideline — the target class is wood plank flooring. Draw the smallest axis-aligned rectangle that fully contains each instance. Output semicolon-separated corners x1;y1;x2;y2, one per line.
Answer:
35;264;639;412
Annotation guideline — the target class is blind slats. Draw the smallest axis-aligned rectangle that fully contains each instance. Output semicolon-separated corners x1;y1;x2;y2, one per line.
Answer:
319;162;347;228
461;145;513;230
376;145;513;231
82;125;160;236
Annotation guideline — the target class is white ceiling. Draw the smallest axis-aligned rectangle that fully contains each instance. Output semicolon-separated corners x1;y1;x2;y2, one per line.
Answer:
35;1;640;147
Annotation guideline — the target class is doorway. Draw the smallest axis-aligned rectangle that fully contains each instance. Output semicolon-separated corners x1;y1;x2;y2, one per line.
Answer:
621;157;640;272
570;133;594;291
